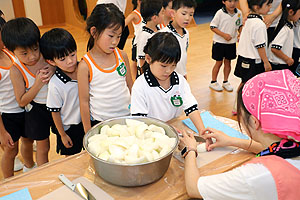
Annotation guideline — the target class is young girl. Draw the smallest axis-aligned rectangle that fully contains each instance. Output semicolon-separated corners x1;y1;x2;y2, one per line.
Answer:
181;69;300;199
234;0;272;83
2;18;55;167
78;3;133;133
125;0;143;79
268;0;300;71
131;32;205;134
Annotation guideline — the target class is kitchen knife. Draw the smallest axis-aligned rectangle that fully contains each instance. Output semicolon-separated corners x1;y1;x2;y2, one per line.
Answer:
58;174;96;200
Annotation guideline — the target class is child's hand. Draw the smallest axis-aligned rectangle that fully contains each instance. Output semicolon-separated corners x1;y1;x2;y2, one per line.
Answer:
223;33;232;41
61;134;73;148
0;130;14;148
179;130;197;150
39;65;55;83
200;128;232;151
286;58;294;66
264;62;272;72
35;70;47;86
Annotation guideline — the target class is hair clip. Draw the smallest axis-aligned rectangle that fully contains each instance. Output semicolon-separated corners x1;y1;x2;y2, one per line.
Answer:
287;4;290;7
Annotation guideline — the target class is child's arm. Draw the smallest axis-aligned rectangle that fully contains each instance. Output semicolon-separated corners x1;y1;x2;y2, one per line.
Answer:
211;28;232;41
51;112;73;148
10;65;46;107
271;48;294;66
257;47;272;71
125;12;139;27
239;0;250;23
0;115;14;148
188;110;205;134
120;50;133;92
264;2;282;28
77;60;91;133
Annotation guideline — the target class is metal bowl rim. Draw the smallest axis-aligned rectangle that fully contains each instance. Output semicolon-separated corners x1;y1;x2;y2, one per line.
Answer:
83;116;179;166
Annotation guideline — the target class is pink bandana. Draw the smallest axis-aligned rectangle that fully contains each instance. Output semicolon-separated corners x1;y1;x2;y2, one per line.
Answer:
242;70;300;141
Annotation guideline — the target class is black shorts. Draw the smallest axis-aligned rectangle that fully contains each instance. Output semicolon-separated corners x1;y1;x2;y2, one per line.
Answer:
234;55;265;83
52;123;85;155
1;112;25;142
270;62;289;71
132;43;137;61
291;47;300;77
212;42;237;61
25;101;54;140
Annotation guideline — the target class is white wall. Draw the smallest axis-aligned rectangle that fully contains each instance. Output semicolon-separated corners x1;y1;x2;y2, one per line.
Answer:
0;0;15;21
23;0;43;26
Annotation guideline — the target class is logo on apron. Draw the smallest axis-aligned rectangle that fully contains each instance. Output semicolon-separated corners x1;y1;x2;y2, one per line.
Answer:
117;62;127;77
170;94;183;107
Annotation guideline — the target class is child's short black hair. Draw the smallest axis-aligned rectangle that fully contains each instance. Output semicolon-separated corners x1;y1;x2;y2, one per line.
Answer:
1;17;40;52
248;0;273;10
40;28;77;60
132;0;138;9
163;0;173;9
0;10;4;17
0;17;6;31
172;0;197;10
141;0;163;22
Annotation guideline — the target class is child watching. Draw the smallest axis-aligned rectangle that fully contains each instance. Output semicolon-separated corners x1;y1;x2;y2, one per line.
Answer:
268;0;300;71
209;0;242;92
131;32;205;134
0;17;33;178
40;28;85;156
2;17;55;167
78;4;133;133
160;0;197;79
125;0;144;79
137;0;163;71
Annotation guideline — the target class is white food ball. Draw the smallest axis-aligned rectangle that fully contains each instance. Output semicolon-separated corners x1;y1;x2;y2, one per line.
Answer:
148;124;165;134
197;143;207;153
100;125;110;135
98;151;110;161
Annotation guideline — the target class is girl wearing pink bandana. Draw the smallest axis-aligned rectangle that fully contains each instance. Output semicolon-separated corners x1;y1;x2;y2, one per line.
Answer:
180;69;300;199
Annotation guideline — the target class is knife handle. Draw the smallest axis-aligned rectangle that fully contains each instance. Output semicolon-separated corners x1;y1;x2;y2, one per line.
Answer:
58;174;76;190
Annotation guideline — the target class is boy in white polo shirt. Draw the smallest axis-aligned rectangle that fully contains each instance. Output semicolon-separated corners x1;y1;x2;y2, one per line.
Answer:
209;0;242;92
40;28;84;156
160;0;196;79
137;0;163;72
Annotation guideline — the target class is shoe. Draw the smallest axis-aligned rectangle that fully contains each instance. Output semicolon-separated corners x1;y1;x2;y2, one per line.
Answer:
222;82;233;92
23;163;37;173
14;157;24;172
209;82;223;91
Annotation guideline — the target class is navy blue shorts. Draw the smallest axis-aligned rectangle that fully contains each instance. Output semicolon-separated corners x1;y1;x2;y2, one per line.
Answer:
212;42;236;61
1;112;25;142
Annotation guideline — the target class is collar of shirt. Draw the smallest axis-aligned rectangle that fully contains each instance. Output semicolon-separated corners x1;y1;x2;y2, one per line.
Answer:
144;68;179;87
142;26;155;34
286;20;293;29
221;6;238;14
55;67;72;84
247;13;263;20
167;21;187;36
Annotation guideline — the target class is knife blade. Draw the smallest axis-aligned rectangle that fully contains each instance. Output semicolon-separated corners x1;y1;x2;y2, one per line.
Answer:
59;174;96;200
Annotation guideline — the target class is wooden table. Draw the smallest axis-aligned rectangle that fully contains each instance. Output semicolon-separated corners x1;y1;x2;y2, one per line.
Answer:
0;115;254;199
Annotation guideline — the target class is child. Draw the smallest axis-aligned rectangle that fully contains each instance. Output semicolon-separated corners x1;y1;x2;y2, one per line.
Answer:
209;0;242;92
125;0;144;79
159;0;173;29
137;0;163;71
40;28;85;156
0;17;33;178
78;4;133;133
131;32;205;134
268;0;300;71
234;0;272;83
160;0;197;79
2;17;55;167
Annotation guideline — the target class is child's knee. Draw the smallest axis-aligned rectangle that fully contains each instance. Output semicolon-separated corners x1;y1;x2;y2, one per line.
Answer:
3;145;18;158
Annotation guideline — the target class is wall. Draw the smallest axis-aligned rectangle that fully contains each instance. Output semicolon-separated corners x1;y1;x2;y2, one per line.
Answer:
23;0;43;26
0;0;15;20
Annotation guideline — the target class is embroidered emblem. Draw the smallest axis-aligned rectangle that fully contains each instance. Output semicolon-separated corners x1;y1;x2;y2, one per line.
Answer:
236;18;241;26
171;94;183;107
117;62;127;76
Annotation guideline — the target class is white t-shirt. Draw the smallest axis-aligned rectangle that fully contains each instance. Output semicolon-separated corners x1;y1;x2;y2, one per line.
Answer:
131;69;198;122
0;49;24;113
137;26;157;67
198;158;300;200
293;20;300;49
96;0;127;13
269;22;294;64
160;22;189;76
46;68;81;130
237;14;267;62
131;10;145;46
210;7;242;44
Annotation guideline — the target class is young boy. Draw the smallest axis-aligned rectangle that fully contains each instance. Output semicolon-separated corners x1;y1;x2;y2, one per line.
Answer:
137;0;163;71
40;28;84;156
209;0;242;92
161;0;173;28
2;17;55;167
160;0;196;79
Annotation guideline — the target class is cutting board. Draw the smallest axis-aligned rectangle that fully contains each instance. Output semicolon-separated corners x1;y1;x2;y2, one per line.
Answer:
38;177;114;200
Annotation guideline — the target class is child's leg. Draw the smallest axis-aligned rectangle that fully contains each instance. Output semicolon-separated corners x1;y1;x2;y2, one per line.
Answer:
20;137;34;168
131;61;137;81
223;59;231;82
36;138;50;166
212;60;223;81
1;142;18;178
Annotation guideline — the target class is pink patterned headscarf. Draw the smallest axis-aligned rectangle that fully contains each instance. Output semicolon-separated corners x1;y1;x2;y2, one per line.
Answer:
242;70;300;141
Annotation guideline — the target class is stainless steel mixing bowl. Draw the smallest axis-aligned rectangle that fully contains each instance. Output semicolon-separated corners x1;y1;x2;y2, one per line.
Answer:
83;116;179;187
